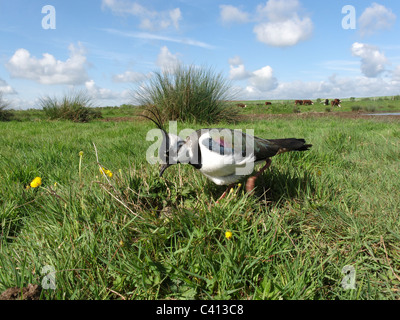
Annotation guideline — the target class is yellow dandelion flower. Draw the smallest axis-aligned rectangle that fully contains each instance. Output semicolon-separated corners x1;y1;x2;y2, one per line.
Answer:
238;183;242;188
99;167;113;178
119;240;124;247
225;231;233;240
105;170;113;178
30;177;42;188
229;188;234;194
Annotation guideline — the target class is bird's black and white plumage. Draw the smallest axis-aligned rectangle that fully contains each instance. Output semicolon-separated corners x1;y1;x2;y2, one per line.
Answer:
143;109;312;193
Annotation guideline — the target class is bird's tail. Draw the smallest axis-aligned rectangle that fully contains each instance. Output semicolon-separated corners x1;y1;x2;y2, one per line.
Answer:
267;138;312;152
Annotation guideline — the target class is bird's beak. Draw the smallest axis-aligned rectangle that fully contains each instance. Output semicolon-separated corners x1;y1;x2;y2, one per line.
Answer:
159;163;171;177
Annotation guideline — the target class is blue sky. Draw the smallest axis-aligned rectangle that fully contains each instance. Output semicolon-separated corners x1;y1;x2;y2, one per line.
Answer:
1;0;400;109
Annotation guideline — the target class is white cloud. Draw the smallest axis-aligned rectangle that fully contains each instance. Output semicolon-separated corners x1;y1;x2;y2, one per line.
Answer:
219;0;312;47
229;64;251;80
220;5;250;24
85;80;120;100
254;17;313;47
113;70;150;83
253;0;313;47
393;66;400;81
103;28;215;49
169;8;182;30
228;58;278;91
249;66;278;91
6;43;89;85
256;0;300;21
101;0;182;31
351;42;389;78
156;46;181;71
237;74;400;100
0;78;16;94
228;56;243;66
229;53;399;100
359;3;396;37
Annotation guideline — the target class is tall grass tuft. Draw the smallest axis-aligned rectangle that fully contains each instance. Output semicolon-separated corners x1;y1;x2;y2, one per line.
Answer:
135;64;238;124
40;91;102;123
364;106;376;113
0;93;13;122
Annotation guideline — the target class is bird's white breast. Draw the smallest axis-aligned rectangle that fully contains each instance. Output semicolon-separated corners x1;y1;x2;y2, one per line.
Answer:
197;131;256;185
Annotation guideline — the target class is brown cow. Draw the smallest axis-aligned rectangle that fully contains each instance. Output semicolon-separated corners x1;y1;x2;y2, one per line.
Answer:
295;100;303;105
303;100;314;105
331;99;342;107
265;102;272;105
237;103;247;108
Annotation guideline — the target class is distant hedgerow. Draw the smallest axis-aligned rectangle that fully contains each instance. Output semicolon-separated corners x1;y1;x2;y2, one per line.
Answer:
40;91;102;123
135;64;238;124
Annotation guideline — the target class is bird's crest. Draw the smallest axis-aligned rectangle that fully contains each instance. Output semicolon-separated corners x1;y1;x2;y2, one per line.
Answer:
140;105;166;133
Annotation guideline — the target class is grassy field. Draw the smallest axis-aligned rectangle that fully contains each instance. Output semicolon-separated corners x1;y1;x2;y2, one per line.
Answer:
232;97;400;115
9;96;400;121
1;103;400;300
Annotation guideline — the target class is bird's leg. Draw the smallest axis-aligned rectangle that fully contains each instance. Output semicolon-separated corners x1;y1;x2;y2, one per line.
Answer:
217;158;272;203
246;158;272;193
216;183;236;203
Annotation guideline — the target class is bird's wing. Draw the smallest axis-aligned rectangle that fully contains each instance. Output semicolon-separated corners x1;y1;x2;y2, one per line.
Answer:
252;136;283;160
191;129;311;178
198;128;310;162
253;137;312;161
199;129;256;162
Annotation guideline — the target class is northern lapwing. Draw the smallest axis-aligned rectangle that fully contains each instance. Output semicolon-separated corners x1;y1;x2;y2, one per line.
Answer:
143;110;312;201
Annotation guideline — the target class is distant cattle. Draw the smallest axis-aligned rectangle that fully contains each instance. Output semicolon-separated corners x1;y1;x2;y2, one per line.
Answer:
237;103;247;108
265;102;272;105
303;100;314;105
331;99;342;107
324;99;330;106
295;100;303;105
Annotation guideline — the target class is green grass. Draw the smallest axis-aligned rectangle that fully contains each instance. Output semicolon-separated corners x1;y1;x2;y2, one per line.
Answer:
0;111;400;300
233;98;400;115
